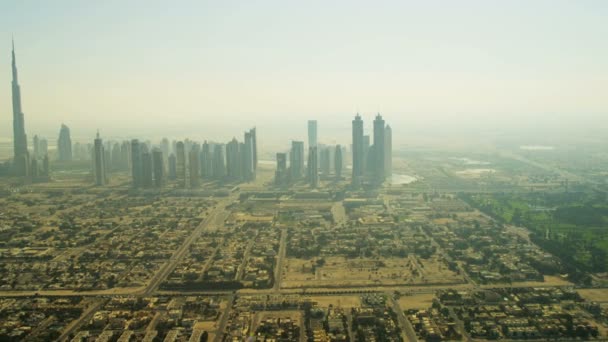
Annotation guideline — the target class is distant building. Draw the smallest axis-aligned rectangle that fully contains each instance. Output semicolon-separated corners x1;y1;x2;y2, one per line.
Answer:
168;153;177;180
152;148;164;187
141;149;153;188
308;120;318;148
320;146;331;177
10;39;30;177
275;152;288;185
175;141;186;187
352;114;364;184
130;139;143;187
334;145;342;180
290;141;304;181
226;138;241;181
308;146;319;188
93;132;107;185
213;144;226;179
384;124;392;177
200;141;213;179
57;124;73;162
373;113;386;182
189;144;200;188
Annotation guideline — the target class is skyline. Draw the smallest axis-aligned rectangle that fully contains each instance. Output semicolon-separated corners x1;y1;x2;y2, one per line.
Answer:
1;1;608;143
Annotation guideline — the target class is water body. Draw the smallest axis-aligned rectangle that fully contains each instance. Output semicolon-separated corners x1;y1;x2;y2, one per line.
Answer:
389;174;418;185
456;168;496;176
520;145;555;151
449;157;491;165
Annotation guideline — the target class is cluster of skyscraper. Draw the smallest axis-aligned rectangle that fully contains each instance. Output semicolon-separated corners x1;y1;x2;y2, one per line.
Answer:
275;120;346;188
352;113;392;185
275;115;391;188
128;128;257;189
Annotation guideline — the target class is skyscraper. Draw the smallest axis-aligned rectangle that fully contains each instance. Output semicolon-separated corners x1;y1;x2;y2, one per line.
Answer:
308;120;318;148
32;135;40;159
275;152;288;185
189;144;200;188
250;127;258;171
243;130;255;181
226;138;241;181
152;148;164;187
373;113;386;182
320;147;331;178
57;124;73;162
213;144;226;179
290;141;304;182
141;149;153;188
334;145;343;180
384;124;392;177
130;139;143;187
168;153;177;180
201;141;213;179
351;114;364;183
10;39;29;177
175;141;186;187
308;146;319;188
93;132;107;185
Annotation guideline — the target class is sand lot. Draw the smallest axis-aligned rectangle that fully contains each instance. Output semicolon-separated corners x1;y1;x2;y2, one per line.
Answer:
282;256;464;289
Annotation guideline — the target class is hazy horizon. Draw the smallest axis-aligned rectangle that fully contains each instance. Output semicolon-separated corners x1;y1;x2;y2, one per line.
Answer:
2;0;608;146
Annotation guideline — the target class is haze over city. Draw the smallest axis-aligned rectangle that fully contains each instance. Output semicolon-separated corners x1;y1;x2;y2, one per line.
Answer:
1;2;608;342
1;0;608;145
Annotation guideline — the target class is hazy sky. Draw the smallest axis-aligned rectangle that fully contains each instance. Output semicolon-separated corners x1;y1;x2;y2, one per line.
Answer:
1;0;607;145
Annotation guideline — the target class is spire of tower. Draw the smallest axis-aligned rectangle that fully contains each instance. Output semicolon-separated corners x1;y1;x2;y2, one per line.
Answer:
11;37;18;83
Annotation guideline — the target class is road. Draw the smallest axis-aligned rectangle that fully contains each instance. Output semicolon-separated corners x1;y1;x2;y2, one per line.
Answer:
389;295;418;342
213;294;235;342
58;298;106;341
273;228;287;292
141;198;233;296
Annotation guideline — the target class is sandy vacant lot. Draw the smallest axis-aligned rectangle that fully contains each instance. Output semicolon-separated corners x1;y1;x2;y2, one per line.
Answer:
307;295;361;308
577;289;608;303
398;293;435;310
282;256;463;289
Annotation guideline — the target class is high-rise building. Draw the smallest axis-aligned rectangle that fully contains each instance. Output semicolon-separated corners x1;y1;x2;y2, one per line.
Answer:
351;114;364;183
152;148;164;187
168;153;177;180
275;152;288;185
175;141;186;187
10;39;29;177
373;113;386;182
308;120;318;148
120;141;130;171
141;149;153;188
57;124;73;162
250;128;258;171
32;135;40;159
213;144;226;179
111;143;121;171
243;130;255;181
39;138;48;157
384;124;392;177
320;146;331;177
334;145;343;180
130;139;143;187
201;141;213;179
93;132;107;186
363;135;371;175
290;141;304;181
189;144;200;188
226;138;241;181
308;146;319;188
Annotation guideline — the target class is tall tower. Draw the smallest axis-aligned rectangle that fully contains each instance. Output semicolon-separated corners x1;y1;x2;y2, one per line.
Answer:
334;145;343;180
351;114;364;183
130;139;143;187
290;141;304;182
373;113;386;182
308;146;319;188
93;131;107;185
57;124;73;161
11;39;29;176
308;120;318;149
384;124;392;177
